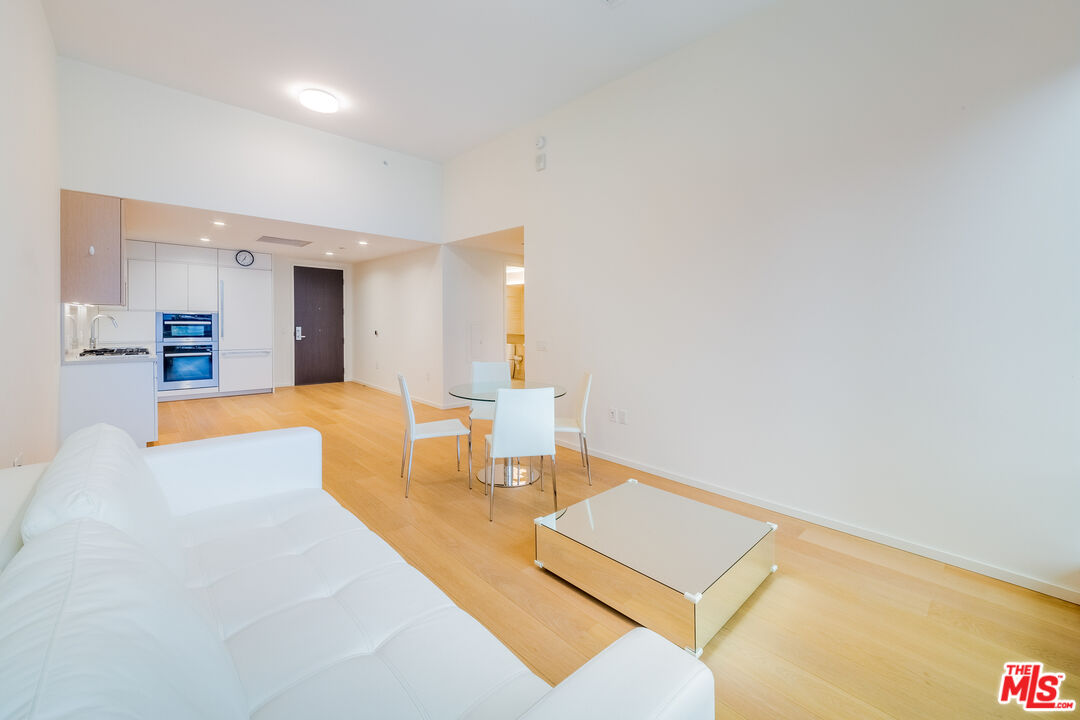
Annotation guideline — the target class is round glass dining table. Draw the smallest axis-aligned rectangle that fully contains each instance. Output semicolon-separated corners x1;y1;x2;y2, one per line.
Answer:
448;380;567;487
448;380;567;402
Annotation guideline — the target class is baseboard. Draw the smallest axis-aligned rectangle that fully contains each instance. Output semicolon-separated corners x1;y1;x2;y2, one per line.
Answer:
349;379;458;410
556;439;1080;605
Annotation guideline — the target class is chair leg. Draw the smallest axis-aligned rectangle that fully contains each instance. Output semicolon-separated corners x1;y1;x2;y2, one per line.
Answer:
400;431;407;478
483;439;489;495
456;435;461;471
539;455;544;492
578;433;586;466
582;434;592;486
551;454;558;511
404;440;415;497
489;455;496;521
467;434;473;489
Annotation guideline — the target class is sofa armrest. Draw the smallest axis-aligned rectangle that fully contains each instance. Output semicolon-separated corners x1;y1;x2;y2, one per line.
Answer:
141;427;322;516
519;628;713;720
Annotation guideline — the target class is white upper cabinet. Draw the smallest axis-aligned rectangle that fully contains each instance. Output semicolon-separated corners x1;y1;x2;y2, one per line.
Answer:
155;261;188;311
127;259;156;311
219;266;272;350
187;264;219;312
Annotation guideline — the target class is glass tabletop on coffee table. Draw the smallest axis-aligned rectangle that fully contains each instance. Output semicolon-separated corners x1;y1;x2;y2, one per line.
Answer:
448;380;567;488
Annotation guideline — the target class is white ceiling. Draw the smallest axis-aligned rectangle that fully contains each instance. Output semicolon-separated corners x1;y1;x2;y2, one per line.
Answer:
125;199;431;263
42;0;769;161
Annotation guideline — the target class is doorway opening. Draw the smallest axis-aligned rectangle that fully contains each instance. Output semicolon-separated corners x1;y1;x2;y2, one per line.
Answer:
293;266;344;385
505;265;524;380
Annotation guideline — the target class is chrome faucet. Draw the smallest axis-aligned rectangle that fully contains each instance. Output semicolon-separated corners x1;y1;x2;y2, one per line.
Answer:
89;314;118;349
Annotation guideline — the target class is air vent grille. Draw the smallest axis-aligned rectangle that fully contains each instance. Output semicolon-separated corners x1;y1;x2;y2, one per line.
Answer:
256;235;311;247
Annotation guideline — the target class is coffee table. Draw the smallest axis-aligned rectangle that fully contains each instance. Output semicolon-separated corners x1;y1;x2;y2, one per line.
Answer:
534;479;777;656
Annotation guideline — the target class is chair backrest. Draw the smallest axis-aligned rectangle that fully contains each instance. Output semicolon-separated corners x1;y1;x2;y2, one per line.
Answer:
491;387;555;459
577;373;593;434
397;373;415;433
470;361;511;412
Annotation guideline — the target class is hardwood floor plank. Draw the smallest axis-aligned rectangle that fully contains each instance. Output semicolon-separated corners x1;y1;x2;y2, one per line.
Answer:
156;383;1080;719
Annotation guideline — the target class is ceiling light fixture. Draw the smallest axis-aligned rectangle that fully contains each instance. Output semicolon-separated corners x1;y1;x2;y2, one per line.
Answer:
200;237;211;242
298;88;340;114
325;251;335;256
357;241;368;245
212;220;226;226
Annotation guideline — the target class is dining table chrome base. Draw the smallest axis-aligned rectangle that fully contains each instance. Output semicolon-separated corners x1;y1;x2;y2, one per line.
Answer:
478;460;542;488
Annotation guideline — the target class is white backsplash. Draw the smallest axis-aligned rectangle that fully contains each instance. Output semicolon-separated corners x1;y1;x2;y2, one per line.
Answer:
63;304;156;352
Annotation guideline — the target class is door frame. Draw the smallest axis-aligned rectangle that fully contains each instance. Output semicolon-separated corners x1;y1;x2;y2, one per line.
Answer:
275;257;353;387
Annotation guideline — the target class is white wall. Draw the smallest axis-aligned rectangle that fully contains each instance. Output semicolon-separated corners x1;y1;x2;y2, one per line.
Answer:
272;256;354;388
57;59;443;243
352;246;445;406
444;0;1080;600
442;245;524;403
0;0;59;465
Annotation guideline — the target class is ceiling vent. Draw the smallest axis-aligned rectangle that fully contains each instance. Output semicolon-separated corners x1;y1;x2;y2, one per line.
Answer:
257;235;311;247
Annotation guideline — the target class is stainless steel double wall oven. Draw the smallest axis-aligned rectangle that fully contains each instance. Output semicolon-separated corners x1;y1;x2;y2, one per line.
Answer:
156;313;219;391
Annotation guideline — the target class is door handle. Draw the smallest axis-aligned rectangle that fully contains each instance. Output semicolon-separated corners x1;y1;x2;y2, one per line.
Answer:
295;326;305;341
219;280;225;338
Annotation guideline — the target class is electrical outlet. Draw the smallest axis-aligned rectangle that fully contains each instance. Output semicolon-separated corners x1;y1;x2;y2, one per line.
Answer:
618;409;628;425
536;340;548;352
375;360;380;370
608;408;617;423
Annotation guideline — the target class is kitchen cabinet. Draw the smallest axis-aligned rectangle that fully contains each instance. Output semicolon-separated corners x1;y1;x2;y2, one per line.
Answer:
187;264;219;312
155;260;219;312
60;359;158;446
127;259;156;311
61;190;125;305
219;350;274;393
219;266;273;351
155;262;188;311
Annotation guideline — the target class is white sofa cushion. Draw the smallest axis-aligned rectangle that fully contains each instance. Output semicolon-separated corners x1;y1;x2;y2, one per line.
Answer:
20;423;184;577
176;488;550;719
0;519;249;720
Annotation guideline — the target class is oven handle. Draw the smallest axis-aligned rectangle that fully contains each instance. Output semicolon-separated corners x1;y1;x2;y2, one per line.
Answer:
162;320;212;325
162;351;213;357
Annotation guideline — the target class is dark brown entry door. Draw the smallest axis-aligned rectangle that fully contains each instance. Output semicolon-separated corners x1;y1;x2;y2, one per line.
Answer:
293;266;344;385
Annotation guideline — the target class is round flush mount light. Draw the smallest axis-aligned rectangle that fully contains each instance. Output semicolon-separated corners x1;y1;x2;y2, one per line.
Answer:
298;88;339;114
325;251;335;256
212;220;226;226
357;240;368;246
200;237;211;243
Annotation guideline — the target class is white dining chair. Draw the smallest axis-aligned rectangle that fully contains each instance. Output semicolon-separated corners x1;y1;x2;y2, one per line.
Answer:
554;373;593;485
467;360;512;465
398;373;471;497
484;387;557;521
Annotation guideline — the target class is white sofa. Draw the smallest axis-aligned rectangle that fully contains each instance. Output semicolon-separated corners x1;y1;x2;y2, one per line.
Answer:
0;424;713;719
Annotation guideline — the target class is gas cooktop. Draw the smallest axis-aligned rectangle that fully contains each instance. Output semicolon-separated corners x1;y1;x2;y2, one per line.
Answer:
79;347;150;357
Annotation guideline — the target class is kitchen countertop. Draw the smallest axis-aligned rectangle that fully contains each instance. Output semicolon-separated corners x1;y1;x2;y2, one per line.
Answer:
62;348;157;366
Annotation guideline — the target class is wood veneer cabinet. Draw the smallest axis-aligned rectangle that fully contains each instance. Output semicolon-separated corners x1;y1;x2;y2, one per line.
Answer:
60;190;125;305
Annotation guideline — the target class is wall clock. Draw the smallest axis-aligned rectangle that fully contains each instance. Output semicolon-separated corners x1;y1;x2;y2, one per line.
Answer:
235;250;255;267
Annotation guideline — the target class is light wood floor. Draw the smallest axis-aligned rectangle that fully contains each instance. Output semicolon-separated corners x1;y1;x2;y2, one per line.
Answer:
157;382;1079;719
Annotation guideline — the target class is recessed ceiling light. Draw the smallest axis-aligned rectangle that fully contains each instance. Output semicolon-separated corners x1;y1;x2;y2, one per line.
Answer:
212;220;226;226
200;237;211;242
298;88;339;114
357;240;368;245
325;251;335;256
